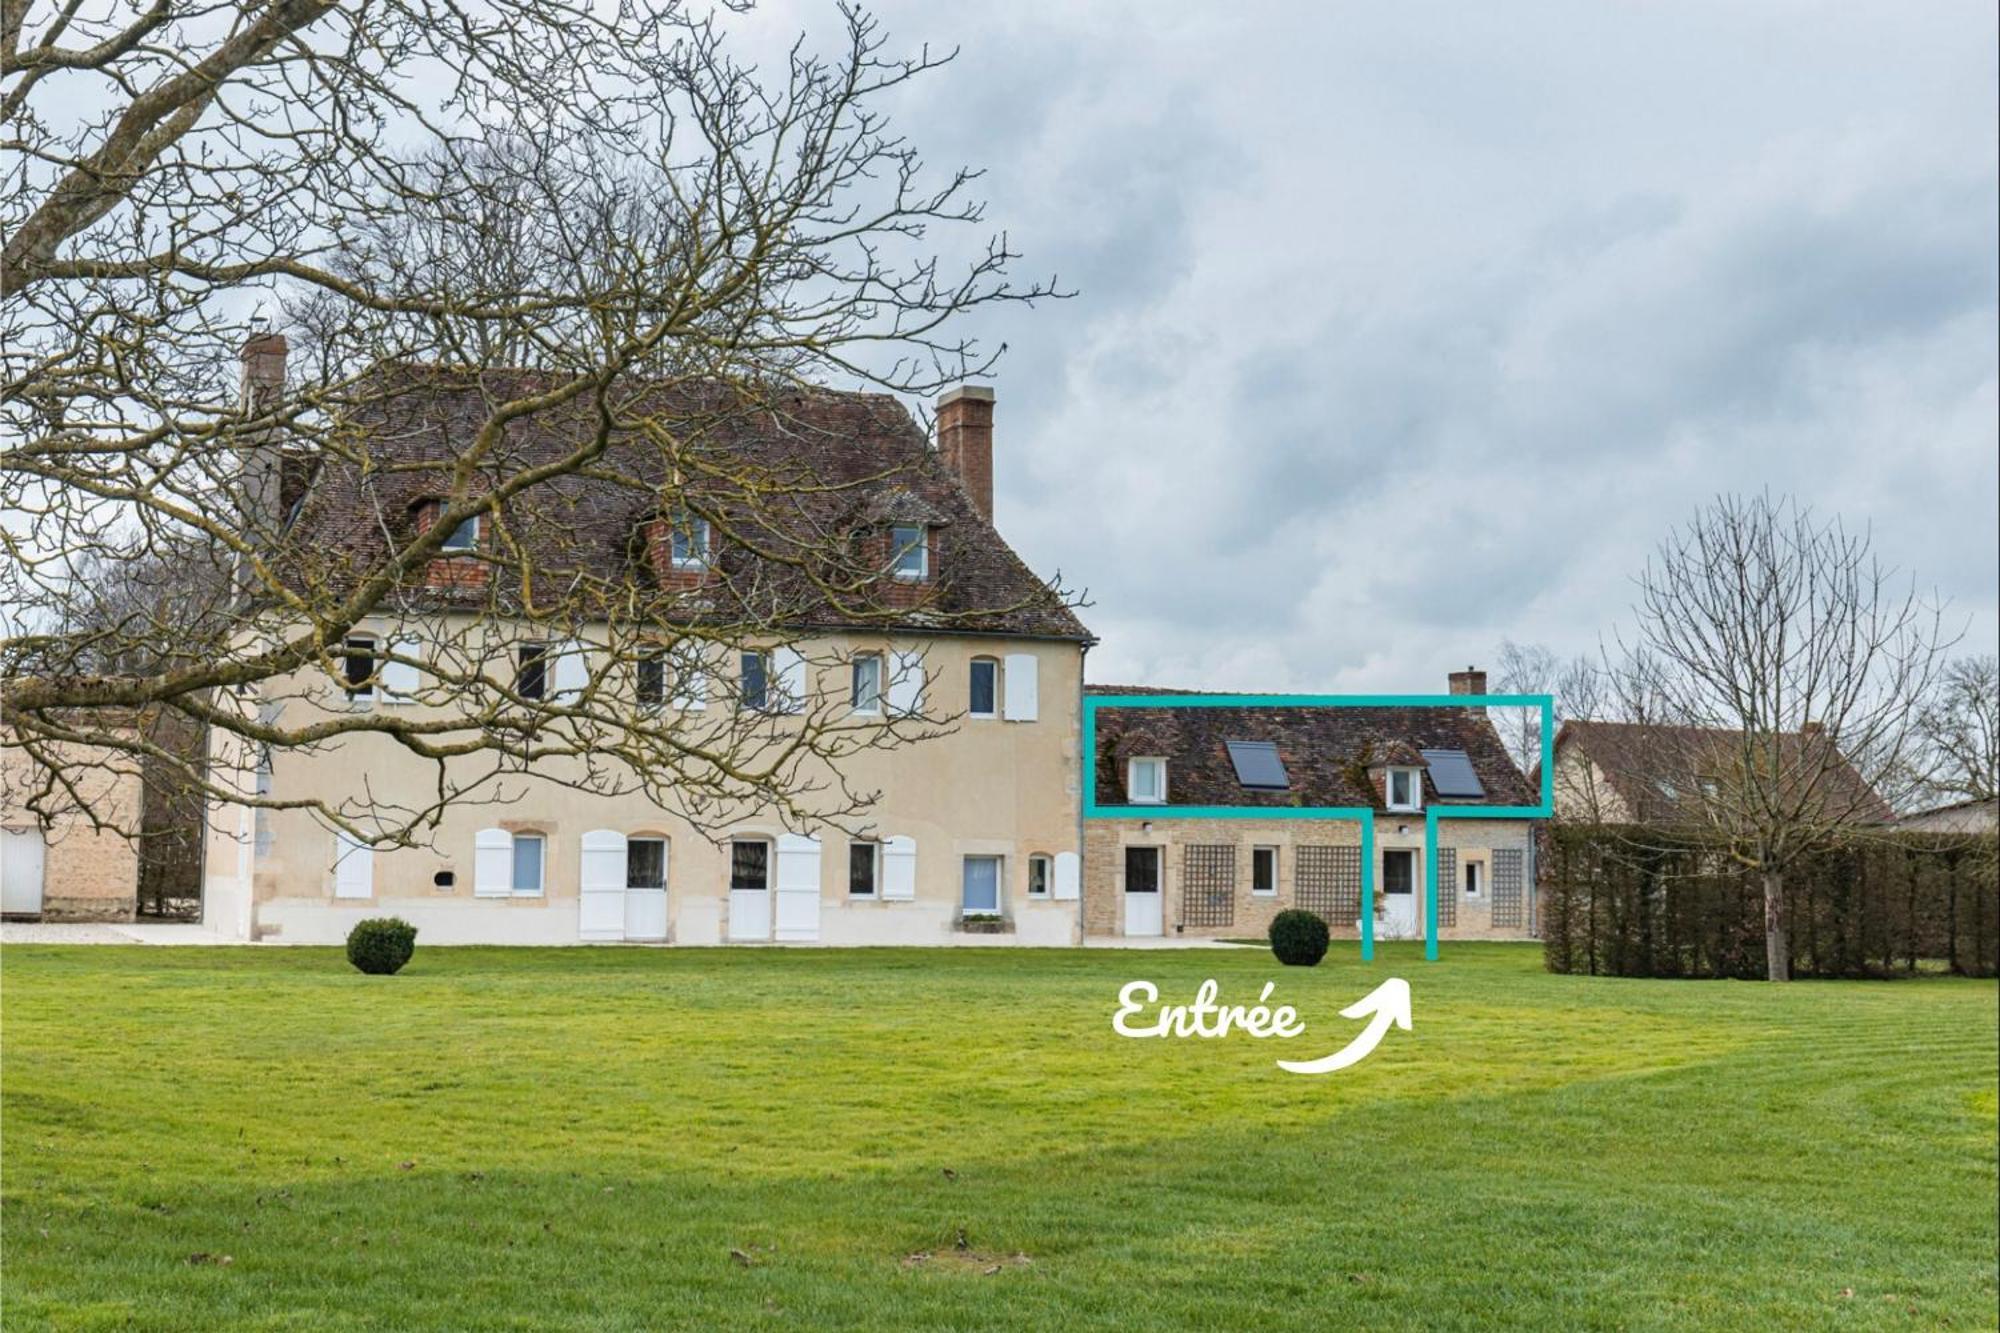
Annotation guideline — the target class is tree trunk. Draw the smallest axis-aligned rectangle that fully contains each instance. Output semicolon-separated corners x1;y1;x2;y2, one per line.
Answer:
1763;868;1790;982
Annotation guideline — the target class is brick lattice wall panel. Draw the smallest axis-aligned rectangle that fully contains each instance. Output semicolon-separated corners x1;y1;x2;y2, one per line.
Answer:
1180;844;1236;929
1296;844;1361;926
1434;848;1458;928
1492;847;1525;928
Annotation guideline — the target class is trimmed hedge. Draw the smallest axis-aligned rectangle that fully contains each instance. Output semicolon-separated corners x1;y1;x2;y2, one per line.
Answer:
346;917;419;975
1270;909;1330;967
1542;828;1997;979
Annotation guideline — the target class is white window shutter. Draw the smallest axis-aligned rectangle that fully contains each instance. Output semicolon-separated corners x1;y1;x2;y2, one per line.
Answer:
333;831;374;899
474;828;511;897
579;829;627;940
380;636;421;704
1052;850;1080;901
1003;653;1039;721
552;641;589;703
887;651;925;716
672;667;707;711
774;833;822;941
881;834;917;900
773;647;806;715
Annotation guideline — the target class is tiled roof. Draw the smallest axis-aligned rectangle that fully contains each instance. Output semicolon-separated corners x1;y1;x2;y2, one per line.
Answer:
280;367;1091;642
1089;697;1536;811
1554;720;1893;824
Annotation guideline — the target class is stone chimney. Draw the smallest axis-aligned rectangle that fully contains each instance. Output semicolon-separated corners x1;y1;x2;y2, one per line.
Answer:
1449;666;1487;697
235;331;288;558
936;384;995;521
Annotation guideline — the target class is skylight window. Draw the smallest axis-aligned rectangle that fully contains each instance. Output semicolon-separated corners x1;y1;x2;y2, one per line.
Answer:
1418;748;1484;798
1225;740;1289;790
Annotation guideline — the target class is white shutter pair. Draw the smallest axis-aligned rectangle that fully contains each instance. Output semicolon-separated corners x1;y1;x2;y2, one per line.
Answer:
579;828;626;939
1003;653;1039;722
881;834;917;900
774;833;822;940
772;647;807;715
474;827;512;897
333;831;374;899
887;651;925;715
1052;850;1080;901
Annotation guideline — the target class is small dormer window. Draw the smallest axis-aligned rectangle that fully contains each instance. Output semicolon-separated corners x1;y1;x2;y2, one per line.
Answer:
890;524;928;581
669;511;711;570
1386;767;1422;811
440;514;479;552
1128;757;1166;805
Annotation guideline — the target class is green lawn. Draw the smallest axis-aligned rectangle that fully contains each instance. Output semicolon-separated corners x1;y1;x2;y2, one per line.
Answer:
2;943;1994;1331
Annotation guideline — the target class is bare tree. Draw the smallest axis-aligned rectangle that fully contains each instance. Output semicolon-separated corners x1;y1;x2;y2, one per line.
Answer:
1914;655;1999;808
1609;493;1956;980
1493;638;1606;774
2;4;1073;844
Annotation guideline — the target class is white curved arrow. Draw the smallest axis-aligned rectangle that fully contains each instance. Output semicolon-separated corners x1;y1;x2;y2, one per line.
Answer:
1276;977;1412;1075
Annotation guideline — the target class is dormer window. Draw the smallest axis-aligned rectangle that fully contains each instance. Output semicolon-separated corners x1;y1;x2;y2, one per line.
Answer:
1128;757;1167;805
890;524;928;581
440;514;480;552
669;511;711;570
1386;767;1423;812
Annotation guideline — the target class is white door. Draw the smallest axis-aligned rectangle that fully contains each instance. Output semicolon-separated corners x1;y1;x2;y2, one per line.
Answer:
774;834;823;942
579;830;627;941
624;837;669;942
1381;849;1418;939
2;828;47;916
1123;846;1163;937
727;839;771;941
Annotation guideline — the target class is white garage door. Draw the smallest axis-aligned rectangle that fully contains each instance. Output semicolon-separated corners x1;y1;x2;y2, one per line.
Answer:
2;828;47;916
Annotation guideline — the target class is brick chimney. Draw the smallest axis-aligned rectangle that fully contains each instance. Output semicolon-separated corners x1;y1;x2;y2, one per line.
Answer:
936;385;995;520
235;331;288;556
1449;666;1487;697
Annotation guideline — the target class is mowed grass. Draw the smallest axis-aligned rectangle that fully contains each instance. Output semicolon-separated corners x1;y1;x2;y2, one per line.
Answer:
1;943;1993;1331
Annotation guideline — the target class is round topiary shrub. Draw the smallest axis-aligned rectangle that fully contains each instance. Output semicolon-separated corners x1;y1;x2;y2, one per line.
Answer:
346;917;418;975
1269;909;1330;967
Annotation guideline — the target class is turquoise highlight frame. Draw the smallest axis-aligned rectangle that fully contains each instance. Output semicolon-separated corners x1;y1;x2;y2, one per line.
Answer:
1083;693;1555;961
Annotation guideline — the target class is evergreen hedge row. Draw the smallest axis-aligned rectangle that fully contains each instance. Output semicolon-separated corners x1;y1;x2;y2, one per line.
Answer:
1541;827;1997;979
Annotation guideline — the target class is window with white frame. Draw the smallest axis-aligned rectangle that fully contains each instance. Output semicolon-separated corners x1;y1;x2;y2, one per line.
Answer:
668;510;711;570
1128;757;1167;805
343;635;376;701
511;833;546;896
636;654;666;707
1386;767;1422;811
849;840;879;897
1252;846;1278;896
739;651;769;712
968;657;998;719
628;837;667;891
517;643;549;701
1027;854;1052;898
889;524;928;581
851;653;883;715
962;855;1001;914
440;514;480;552
1463;858;1483;897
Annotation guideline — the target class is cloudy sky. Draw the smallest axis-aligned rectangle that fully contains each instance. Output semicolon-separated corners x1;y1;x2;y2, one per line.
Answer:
763;1;1998;691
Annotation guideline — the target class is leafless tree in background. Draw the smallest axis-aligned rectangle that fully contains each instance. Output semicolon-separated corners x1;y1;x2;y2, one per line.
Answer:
2;3;1074;844
1492;638;1606;775
1609;493;1956;980
1913;655;1999;808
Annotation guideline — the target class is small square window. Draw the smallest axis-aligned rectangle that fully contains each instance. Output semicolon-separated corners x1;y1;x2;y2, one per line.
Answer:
890;524;928;580
969;658;998;719
1386;768;1421;811
1128;758;1166;805
669;512;711;570
517;644;548;701
440;514;479;552
512;833;545;895
343;636;376;700
852;654;882;714
849;841;879;897
740;652;769;712
1252;846;1278;896
1027;854;1051;898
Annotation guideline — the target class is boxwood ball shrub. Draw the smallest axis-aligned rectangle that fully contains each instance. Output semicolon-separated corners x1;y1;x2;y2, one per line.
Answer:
1270;909;1330;967
346;917;419;975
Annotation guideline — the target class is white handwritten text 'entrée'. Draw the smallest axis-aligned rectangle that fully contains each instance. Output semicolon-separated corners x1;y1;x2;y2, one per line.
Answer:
1111;979;1307;1040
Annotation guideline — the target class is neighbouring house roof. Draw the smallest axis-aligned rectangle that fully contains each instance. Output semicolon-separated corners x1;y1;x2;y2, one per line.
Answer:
1891;796;1999;833
277;366;1091;642
1553;719;1894;824
1086;688;1536;811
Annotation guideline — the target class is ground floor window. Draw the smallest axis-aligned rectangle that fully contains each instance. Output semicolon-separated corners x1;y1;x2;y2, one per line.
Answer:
1382;849;1415;895
628;837;667;890
1464;859;1483;896
962;855;1001;914
1026;854;1051;898
1252;846;1278;896
849;841;879;896
512;833;546;896
731;840;769;891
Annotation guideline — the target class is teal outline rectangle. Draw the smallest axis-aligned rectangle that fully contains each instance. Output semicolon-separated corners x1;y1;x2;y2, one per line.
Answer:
1082;693;1554;961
